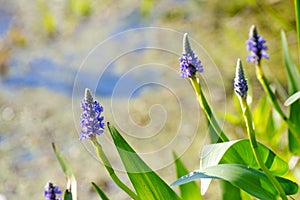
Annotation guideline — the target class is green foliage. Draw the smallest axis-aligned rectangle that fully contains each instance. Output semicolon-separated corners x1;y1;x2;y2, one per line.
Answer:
52;143;77;200
171;164;298;200
91;182;109;200
281;30;300;155
173;152;202;200
199;139;289;195
107;123;182;200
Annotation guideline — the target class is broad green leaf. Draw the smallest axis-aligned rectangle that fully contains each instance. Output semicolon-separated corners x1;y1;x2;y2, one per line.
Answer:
284;91;300;106
107;123;181;200
91;182;109;200
52;143;77;200
200;140;288;194
281;30;300;155
206;116;242;199
173;152;202;200
63;190;73;200
171;164;298;200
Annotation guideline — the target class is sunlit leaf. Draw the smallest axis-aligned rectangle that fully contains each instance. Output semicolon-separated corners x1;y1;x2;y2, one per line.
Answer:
200;140;288;194
107;123;181;200
52;143;77;200
173;152;202;200
171;164;298;200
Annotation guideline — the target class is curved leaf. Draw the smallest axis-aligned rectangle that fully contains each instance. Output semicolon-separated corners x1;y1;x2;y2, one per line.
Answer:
107;123;181;200
200;139;288;194
171;164;298;200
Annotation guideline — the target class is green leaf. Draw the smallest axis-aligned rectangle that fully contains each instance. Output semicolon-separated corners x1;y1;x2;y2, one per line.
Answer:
220;181;241;200
281;30;300;94
63;190;73;200
171;164;298;200
284;91;300;106
281;30;300;155
107;123;181;200
200;140;288;194
91;182;109;200
52;143;77;200
173;152;202;200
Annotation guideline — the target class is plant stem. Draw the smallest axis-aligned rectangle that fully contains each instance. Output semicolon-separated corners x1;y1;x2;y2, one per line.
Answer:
90;137;140;200
239;97;287;200
190;76;229;142
255;64;287;120
256;63;300;143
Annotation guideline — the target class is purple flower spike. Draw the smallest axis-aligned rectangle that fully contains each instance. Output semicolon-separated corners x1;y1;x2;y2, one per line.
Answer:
44;182;62;200
179;33;203;78
80;88;105;140
246;25;269;64
234;59;248;98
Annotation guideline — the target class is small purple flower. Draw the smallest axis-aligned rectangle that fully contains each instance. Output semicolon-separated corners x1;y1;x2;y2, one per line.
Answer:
234;59;248;98
179;33;203;78
44;182;62;200
80;88;104;140
246;25;269;64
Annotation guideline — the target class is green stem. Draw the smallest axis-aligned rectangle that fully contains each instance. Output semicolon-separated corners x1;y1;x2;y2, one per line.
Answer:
256;63;300;143
190;76;229;142
240;97;287;200
90;137;140;200
256;64;287;120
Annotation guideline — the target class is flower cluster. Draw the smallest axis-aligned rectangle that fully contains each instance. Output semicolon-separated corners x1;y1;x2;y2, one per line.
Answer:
179;33;203;78
80;88;105;140
234;59;248;98
44;182;62;200
246;25;269;64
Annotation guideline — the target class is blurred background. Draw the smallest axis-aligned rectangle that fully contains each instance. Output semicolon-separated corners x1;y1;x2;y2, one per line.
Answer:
0;0;298;199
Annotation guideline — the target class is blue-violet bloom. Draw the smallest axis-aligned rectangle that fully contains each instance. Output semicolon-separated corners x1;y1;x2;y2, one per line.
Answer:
44;182;62;200
80;88;104;140
179;33;203;78
234;59;248;98
246;25;269;64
